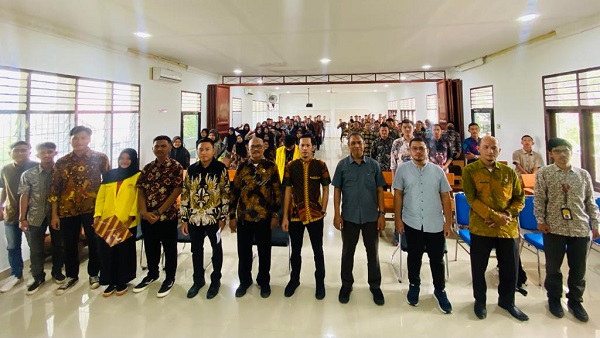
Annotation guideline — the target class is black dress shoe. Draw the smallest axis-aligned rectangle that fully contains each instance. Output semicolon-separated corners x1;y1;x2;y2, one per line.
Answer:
315;282;326;300
498;303;529;321
338;286;352;304
284;280;300;297
206;281;220;299
567;300;589;322
235;283;252;298
474;302;487;319
548;298;564;318
370;288;385;306
260;285;271;298
186;280;206;299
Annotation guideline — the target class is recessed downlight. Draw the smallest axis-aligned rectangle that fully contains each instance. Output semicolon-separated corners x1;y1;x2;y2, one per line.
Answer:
320;58;331;64
133;32;152;38
233;69;243;74
422;64;432;70
517;14;540;22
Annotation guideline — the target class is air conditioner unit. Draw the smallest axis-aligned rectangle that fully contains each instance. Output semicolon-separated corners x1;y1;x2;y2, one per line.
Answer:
151;67;182;83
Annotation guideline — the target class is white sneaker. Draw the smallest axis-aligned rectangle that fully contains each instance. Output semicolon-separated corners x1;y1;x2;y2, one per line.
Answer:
0;276;23;293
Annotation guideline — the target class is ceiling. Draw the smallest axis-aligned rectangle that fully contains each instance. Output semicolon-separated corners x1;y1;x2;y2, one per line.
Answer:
1;0;599;78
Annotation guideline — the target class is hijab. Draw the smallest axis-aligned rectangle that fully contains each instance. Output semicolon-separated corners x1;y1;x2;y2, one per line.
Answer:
102;148;140;184
234;137;248;158
225;127;237;152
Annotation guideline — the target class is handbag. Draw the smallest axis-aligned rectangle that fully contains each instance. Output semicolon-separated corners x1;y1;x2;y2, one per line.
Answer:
94;215;132;247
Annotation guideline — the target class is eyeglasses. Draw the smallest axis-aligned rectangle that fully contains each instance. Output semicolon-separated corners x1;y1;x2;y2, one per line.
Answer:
551;148;570;154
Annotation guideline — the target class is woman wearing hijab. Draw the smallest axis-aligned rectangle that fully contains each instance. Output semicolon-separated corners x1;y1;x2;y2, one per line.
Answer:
230;135;249;169
223;127;237;154
235;124;251;141
208;129;226;159
93;148;141;297
170;136;191;169
200;128;210;139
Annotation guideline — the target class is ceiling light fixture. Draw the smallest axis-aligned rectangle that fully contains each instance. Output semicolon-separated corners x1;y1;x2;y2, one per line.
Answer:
233;69;243;74
133;32;152;38
275;87;279;90
384;84;389;88
517;13;540;22
422;64;432;70
320;58;331;64
400;76;407;80
257;79;263;84
286;91;290;94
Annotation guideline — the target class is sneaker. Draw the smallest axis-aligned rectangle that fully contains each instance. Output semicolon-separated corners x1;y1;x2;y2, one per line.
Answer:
548;297;564;318
260;284;271;298
235;283;252;298
116;284;128;296
133;276;158;293
103;285;116;297
407;284;420;306
370;288;385;306
206;281;220;299
187;280;206;299
55;277;79;295
567;300;589;322
433;289;453;314
52;272;66;284
0;276;23;293
89;276;100;289
338;286;352;304
284;280;300;298
157;279;175;298
26;279;46;295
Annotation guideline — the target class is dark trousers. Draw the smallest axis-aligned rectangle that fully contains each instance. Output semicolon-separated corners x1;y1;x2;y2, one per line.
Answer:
62;213;99;279
141;219;178;281
543;233;589;302
341;220;381;289
470;233;518;305
404;224;445;290
189;223;222;284
237;220;271;287
24;218;64;281
99;227;137;287
289;219;325;283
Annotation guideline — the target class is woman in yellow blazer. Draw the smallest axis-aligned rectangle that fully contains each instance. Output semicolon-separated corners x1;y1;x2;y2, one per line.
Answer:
94;148;140;297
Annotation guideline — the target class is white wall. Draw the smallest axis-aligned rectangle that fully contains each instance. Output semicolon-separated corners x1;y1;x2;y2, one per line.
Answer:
451;26;600;162
386;82;438;122
0;22;219;274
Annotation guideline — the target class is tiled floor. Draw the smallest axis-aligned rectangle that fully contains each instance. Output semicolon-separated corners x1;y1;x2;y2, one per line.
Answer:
1;138;599;337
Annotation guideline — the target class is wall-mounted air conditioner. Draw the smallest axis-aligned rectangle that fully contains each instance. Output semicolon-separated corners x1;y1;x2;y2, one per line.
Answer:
151;67;182;83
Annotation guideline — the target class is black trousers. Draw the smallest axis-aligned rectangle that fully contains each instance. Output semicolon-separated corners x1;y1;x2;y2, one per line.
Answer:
404;224;445;290
141;219;178;281
62;213;100;279
340;220;381;289
470;233;518;305
237;220;271;287
99;226;137;287
289;219;325;283
189;223;222;284
543;233;589;302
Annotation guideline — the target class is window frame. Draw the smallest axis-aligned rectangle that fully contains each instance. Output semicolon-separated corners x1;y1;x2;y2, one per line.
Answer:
470;85;495;137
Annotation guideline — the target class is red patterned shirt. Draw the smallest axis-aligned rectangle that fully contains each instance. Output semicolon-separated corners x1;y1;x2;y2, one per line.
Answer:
136;158;184;221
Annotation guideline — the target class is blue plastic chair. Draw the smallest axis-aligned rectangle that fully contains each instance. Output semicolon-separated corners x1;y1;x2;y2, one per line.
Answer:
454;192;472;261
519;195;544;285
591;198;600;253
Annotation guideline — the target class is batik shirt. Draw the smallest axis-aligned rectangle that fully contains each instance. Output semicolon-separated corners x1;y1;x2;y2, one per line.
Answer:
362;130;377;156
370;136;394;171
49;150;110;217
462;137;481;164
443;130;462;158
282;159;330;224
428;137;452;168
390;136;413;172
230;158;281;222
136;158;184;221
180;159;230;226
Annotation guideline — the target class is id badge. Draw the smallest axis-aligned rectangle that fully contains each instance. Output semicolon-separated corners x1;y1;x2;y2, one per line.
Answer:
561;208;572;220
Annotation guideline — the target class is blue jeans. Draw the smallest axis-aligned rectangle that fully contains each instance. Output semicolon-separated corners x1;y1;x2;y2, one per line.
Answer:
5;222;23;278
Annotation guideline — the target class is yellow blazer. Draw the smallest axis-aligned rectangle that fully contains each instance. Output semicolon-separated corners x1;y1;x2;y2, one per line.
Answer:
275;145;300;182
94;173;140;227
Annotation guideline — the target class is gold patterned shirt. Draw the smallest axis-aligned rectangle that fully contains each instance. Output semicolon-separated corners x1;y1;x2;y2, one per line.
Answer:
282;158;331;224
230;158;281;222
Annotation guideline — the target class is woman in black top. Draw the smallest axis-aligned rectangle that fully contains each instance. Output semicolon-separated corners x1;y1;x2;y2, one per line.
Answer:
170;136;191;169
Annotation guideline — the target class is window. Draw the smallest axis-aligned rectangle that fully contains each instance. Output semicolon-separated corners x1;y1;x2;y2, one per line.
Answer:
181;91;201;161
0;67;140;168
399;97;415;122
544;67;600;188
252;100;268;125
470;86;494;137
426;94;438;122
387;100;398;118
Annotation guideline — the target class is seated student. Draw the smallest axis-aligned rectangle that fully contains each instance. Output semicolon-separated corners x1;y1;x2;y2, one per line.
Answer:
512;135;544;175
18;142;65;295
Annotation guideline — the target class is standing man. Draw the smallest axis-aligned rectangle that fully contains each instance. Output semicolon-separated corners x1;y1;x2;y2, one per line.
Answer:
362;121;376;157
50;127;110;295
0;141;38;292
281;134;330;299
19;142;65;294
512;135;544;175
390;119;415;176
332;132;386;306
275;135;300;183
134;135;183;298
462;136;527;321
428;124;453;172
462;122;481;164
370;123;394;172
180;138;230;300
393;137;453;313
534;138;599;322
230;137;281;298
443;123;462;160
